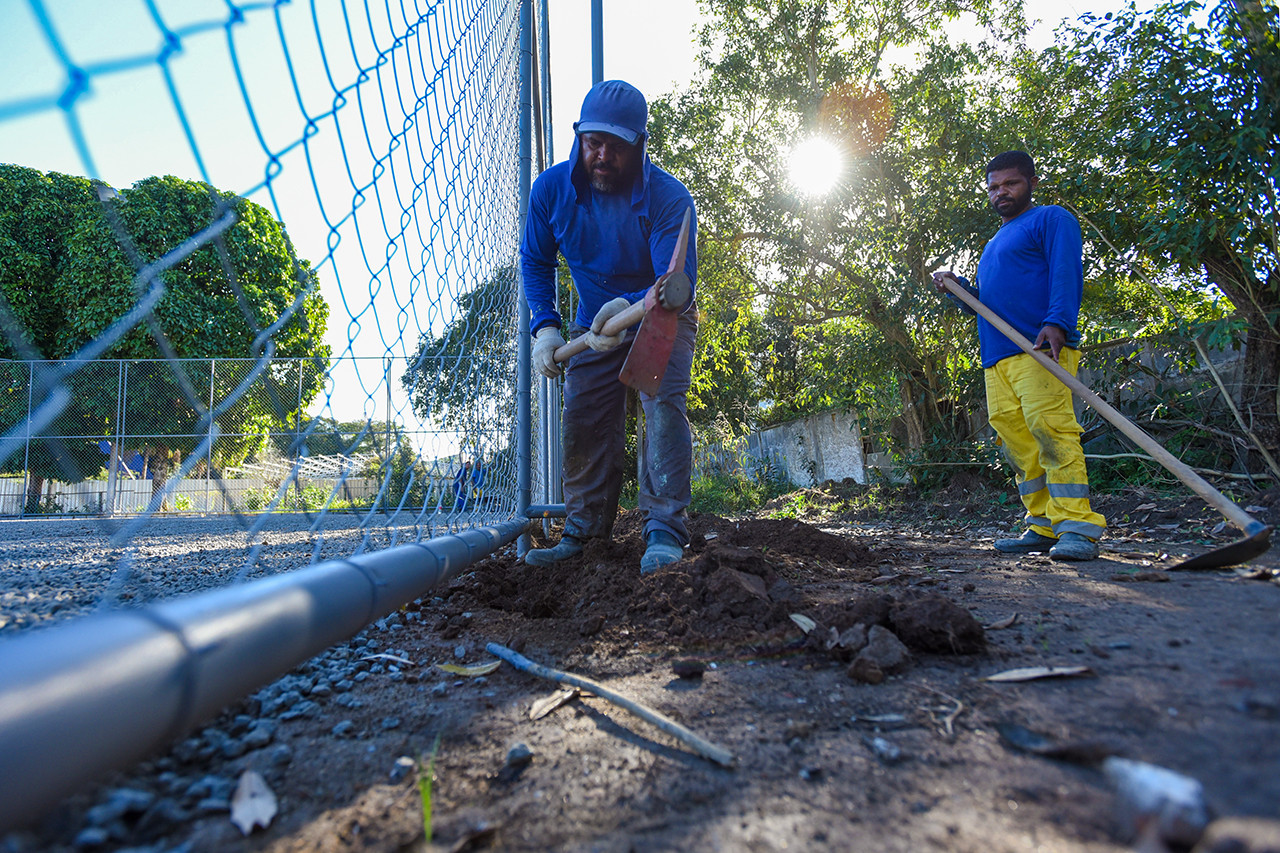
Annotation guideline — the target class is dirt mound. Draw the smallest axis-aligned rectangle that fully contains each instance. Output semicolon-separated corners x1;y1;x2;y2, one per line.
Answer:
455;511;977;663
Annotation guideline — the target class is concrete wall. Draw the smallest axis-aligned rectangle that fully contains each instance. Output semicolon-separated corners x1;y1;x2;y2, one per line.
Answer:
745;409;867;487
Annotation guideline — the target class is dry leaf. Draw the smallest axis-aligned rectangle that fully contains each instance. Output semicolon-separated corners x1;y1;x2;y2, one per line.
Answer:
789;613;817;634
1135;503;1158;511
230;770;277;835
436;661;502;677
361;653;415;666
1244;505;1266;514
982;665;1094;683
984;613;1019;630
529;687;578;720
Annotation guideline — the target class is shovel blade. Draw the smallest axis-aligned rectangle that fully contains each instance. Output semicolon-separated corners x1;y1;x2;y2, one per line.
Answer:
1169;524;1273;570
619;306;678;395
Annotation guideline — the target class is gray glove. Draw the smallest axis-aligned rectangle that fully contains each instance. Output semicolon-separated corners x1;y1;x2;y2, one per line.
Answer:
584;297;630;353
532;326;566;378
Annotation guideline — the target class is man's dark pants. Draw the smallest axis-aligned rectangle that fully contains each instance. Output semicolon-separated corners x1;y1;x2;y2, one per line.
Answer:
561;311;697;545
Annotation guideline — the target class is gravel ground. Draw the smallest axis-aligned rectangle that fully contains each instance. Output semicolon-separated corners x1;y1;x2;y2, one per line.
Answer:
2;493;1279;852
0;512;496;635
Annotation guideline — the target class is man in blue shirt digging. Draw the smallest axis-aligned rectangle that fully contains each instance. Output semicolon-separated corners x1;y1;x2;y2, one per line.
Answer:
934;150;1106;561
520;80;698;573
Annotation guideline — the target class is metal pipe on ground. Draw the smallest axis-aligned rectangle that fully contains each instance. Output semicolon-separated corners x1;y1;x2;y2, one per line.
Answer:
0;516;530;831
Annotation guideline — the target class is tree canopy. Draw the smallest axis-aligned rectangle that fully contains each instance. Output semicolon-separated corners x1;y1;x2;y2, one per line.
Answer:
646;0;1274;472
0;165;331;492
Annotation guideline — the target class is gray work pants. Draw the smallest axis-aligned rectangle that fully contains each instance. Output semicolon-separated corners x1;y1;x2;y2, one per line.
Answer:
561;311;697;545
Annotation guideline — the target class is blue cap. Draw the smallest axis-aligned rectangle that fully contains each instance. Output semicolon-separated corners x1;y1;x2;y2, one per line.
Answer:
573;80;647;145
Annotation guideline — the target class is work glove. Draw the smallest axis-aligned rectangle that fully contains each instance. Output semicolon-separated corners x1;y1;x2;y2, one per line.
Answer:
584;297;630;353
532;326;566;378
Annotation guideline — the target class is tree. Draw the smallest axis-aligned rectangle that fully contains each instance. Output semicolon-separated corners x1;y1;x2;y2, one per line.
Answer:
402;264;520;432
0;165;331;508
649;0;1034;453
1019;0;1280;467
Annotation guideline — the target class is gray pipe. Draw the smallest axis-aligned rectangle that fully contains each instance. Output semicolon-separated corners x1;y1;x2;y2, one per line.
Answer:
0;517;529;831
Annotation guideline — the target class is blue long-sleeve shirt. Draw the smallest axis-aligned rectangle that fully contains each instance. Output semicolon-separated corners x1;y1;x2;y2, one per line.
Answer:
520;136;697;334
959;204;1084;368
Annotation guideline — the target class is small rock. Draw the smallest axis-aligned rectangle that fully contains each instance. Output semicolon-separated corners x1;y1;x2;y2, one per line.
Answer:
267;744;293;767
847;657;884;684
431;682;449;697
353;671;370;683
454;645;467;659
390;756;417;783
849;625;911;680
579;615;605;636
243;720;277;750
380;717;402;730
280;700;320;721
194;797;230;815
86;788;154;825
672;659;706;679
331;720;356;738
333;679;355;693
220;738;248;760
864;735;904;764
799;766;823;781
72;827;111;849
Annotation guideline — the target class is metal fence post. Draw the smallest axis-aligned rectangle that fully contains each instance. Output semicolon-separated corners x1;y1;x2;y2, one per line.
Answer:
516;0;533;556
20;361;33;518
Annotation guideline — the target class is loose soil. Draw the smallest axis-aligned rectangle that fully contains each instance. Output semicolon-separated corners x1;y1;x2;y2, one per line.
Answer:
6;485;1280;852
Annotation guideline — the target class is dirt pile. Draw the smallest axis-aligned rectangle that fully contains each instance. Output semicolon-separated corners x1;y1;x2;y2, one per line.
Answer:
453;510;984;677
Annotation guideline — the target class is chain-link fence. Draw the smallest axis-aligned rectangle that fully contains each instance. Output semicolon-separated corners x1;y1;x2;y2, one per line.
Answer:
0;0;555;822
0;356;515;520
0;0;531;548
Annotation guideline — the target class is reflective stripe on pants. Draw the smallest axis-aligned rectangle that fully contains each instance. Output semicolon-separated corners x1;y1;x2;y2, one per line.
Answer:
985;349;1106;540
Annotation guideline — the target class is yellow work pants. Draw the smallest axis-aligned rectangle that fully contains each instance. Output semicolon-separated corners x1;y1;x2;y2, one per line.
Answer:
985;349;1106;540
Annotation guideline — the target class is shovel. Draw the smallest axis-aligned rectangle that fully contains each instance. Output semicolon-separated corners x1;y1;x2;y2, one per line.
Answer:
941;278;1273;570
552;208;693;394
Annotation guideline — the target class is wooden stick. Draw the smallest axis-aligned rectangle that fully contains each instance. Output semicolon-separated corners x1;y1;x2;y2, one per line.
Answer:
485;642;735;767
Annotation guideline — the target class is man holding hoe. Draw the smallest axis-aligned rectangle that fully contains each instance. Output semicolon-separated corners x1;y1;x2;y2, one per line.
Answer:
520;80;698;573
934;150;1106;561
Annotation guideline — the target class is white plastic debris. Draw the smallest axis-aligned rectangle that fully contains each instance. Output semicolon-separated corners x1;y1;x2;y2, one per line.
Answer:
1103;756;1210;848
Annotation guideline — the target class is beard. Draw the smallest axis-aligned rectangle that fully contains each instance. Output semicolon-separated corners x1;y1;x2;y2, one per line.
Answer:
588;159;639;194
590;169;627;194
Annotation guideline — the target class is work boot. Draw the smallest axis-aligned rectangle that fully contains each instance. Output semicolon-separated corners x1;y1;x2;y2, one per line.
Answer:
640;530;683;574
993;529;1058;554
1049;532;1100;562
525;535;584;567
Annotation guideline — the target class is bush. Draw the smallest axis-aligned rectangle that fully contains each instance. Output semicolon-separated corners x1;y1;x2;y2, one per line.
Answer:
691;457;793;514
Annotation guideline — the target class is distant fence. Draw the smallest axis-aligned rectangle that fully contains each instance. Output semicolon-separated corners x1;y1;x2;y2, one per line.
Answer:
0;356;503;518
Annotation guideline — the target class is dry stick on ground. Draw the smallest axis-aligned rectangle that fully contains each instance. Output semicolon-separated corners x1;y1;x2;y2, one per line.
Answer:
914;684;964;741
485;643;736;768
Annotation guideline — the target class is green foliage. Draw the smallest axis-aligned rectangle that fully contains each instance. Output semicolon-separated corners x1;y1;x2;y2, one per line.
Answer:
403;266;518;430
0;165;331;480
1021;0;1280;453
691;459;794;514
649;0;1036;451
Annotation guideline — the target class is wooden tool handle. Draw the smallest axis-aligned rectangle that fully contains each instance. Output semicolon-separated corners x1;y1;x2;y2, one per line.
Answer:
943;279;1262;534
552;298;647;364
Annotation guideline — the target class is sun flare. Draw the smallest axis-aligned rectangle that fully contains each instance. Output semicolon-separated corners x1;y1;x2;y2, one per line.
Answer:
787;137;844;196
